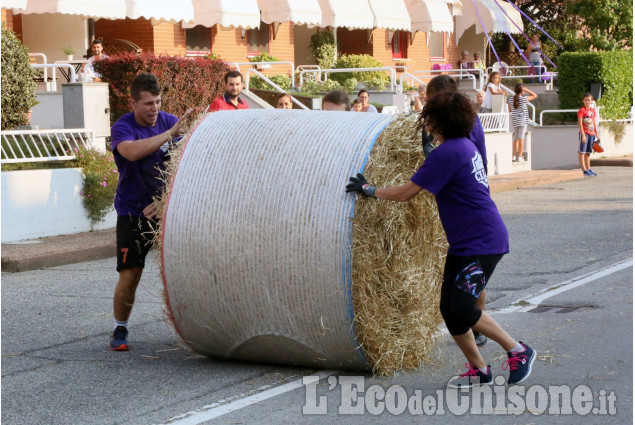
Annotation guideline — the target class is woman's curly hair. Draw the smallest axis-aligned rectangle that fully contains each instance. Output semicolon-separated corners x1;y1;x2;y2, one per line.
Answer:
418;92;475;139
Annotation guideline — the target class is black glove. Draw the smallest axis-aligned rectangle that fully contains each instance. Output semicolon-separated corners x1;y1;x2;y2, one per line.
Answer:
346;173;376;198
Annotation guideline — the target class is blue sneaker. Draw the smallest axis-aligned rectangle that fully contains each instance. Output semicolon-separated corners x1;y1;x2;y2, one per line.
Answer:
583;170;593;176
588;169;598;176
448;363;493;388
110;326;129;351
503;342;536;385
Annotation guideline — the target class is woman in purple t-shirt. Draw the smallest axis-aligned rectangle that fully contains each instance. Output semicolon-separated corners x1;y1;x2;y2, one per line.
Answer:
346;92;536;388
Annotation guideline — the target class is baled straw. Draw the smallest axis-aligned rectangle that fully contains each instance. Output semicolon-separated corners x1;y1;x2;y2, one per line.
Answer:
350;114;448;375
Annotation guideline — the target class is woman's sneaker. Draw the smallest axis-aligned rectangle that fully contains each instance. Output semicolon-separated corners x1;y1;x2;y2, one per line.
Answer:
110;326;129;351
448;363;493;389
503;342;536;385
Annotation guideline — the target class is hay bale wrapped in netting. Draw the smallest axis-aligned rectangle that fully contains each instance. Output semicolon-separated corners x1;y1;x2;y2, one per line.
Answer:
159;110;447;374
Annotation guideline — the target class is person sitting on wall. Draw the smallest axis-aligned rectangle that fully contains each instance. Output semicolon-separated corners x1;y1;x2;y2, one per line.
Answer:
207;71;249;112
80;39;108;82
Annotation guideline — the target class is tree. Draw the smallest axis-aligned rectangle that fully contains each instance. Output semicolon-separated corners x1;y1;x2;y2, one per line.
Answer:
567;0;633;50
1;23;37;129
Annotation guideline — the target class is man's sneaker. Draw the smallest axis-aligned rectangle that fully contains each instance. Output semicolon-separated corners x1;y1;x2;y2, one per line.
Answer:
588;169;598;176
583;170;594;176
503;342;536;385
473;331;488;347
110;326;129;351
517;156;525;162
447;363;493;389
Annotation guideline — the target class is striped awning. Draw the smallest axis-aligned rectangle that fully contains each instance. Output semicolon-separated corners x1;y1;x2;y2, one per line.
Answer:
258;0;322;26
318;0;374;29
455;0;523;40
184;0;260;29
125;0;194;23
406;0;454;33
11;0;126;19
368;0;410;31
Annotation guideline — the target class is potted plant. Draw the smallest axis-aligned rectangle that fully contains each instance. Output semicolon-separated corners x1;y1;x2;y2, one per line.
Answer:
61;46;75;61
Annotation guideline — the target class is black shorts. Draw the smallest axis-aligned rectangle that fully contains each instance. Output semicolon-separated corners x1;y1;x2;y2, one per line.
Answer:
116;216;157;271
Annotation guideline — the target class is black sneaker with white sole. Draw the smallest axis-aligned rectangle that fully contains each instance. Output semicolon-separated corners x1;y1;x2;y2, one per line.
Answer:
447;363;493;389
503;342;536;385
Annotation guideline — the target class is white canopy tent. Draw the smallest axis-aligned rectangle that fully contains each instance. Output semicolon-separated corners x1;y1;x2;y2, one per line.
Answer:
368;0;410;31
183;0;260;29
455;0;523;41
406;0;454;34
258;0;322;26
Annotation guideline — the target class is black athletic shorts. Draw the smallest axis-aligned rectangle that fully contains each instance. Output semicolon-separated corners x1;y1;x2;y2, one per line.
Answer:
116;216;156;271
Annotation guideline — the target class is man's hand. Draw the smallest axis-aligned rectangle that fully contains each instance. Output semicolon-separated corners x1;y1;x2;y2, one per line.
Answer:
169;108;194;138
142;201;159;220
346;173;376;198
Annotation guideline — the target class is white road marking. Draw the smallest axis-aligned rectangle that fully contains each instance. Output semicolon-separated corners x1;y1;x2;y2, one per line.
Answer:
159;258;632;424
495;258;633;314
159;370;338;425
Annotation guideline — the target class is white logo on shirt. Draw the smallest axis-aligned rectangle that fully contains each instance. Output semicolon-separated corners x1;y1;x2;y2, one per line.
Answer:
471;151;489;188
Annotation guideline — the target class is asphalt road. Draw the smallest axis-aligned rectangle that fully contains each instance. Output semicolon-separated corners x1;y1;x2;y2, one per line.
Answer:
1;166;632;425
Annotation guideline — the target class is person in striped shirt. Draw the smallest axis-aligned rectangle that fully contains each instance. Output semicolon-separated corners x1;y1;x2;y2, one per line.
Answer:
507;84;537;162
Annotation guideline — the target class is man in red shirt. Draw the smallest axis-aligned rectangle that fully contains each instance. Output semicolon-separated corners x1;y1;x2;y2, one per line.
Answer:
207;70;249;112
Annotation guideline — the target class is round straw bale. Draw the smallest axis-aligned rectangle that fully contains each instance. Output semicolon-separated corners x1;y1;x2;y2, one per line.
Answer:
158;110;447;374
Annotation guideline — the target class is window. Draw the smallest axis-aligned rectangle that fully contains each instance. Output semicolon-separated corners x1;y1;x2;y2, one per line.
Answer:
246;23;270;55
429;32;444;59
391;31;409;59
185;25;211;52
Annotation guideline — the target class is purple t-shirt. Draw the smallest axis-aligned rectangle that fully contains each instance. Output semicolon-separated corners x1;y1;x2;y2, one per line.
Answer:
470;116;487;171
111;111;178;216
410;136;509;256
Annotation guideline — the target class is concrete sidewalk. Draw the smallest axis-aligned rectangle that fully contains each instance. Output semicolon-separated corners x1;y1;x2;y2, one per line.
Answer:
0;163;623;273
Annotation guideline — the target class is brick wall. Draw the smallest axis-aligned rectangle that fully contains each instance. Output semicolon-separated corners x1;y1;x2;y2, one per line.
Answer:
94;18;154;53
2;10;23;42
2;8;13;31
152;21;186;56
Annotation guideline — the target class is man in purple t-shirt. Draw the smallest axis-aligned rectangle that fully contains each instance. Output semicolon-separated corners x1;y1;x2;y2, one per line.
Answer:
109;72;191;351
346;92;536;389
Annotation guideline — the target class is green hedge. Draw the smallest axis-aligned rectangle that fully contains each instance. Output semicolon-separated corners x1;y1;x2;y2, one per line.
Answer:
1;23;38;130
557;51;633;119
94;53;229;123
331;54;389;87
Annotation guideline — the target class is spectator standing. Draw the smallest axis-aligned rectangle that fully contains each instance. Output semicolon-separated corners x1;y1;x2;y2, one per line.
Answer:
413;84;427;113
109;73;192;351
276;93;293;109
508;84;537;162
524;34;543;82
578;92;599;176
474;90;487;113
207;71;249;112
357;90;378;113
322;90;351;111
483;72;504;112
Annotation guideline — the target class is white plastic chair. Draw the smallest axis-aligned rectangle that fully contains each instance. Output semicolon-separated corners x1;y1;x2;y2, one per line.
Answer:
492;61;509;76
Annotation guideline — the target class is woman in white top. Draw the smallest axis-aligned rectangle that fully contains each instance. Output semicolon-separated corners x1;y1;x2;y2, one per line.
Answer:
357;89;378;113
483;72;504;112
524;34;543;82
507;83;537;162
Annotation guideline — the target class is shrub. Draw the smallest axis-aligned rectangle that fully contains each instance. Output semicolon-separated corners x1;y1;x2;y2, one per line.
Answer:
1;23;38;130
249;52;279;63
93;53;230;123
249;74;291;90
331;54;389;87
302;79;343;95
309;30;337;69
557;51;633;120
65;147;119;228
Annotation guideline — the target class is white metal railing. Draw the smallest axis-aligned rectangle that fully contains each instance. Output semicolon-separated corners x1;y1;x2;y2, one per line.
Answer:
538;109;579;126
299;67;398;92
478;112;509;133
229;61;295;86
1;129;95;164
244;69;309;110
30;64;76;91
410;69;483;91
29;53;49;82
